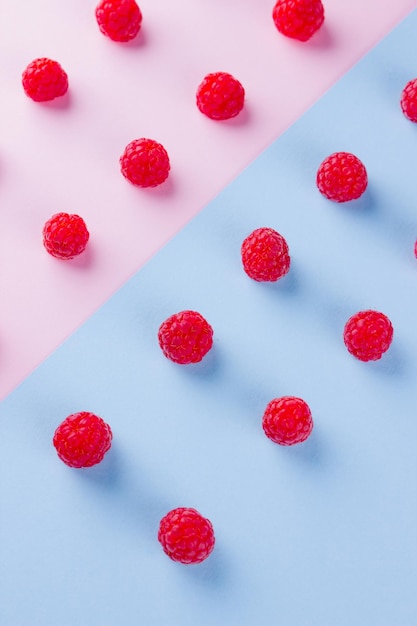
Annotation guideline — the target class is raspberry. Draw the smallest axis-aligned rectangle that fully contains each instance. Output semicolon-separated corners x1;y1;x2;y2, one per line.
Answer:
53;412;113;468
262;396;313;446
158;310;213;365
158;508;215;564
272;0;325;42
22;58;68;102
95;0;142;42
415;240;417;259
241;227;290;282
400;78;417;122
42;212;90;260
120;138;170;188
316;152;368;203
196;72;245;121
343;310;393;362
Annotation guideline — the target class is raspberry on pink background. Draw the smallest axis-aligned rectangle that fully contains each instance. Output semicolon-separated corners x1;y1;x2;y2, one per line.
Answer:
241;227;290;282
158;507;215;564
343;310;393;362
196;72;245;121
53;412;113;468
400;78;417;122
22;58;68;102
42;212;90;260
262;396;313;446
120;138;170;188
95;0;142;42
158;310;213;364
272;0;325;42
316;152;368;203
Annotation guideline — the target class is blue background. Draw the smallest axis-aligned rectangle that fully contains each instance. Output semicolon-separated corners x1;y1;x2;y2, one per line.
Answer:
1;10;417;626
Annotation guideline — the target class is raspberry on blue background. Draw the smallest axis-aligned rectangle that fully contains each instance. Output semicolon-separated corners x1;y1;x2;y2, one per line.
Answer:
262;396;313;445
158;507;215;564
241;227;290;282
53;412;113;468
316;152;368;203
158;310;213;364
343;310;393;361
22;58;68;102
400;78;417;122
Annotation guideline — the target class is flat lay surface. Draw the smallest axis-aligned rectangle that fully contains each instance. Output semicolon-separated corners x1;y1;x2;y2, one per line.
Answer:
0;0;415;398
0;2;416;625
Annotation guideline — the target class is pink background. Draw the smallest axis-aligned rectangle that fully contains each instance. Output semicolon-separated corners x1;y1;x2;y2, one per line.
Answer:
0;0;416;399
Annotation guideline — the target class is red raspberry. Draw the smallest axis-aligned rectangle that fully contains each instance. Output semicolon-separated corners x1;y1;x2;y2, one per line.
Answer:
22;58;68;102
53;412;113;468
196;72;245;121
95;0;142;42
241;227;290;282
262;396;313;446
414;240;417;259
316;152;368;203
272;0;325;42
42;212;90;260
158;507;215;564
120;138;170;188
158;310;213;365
343;310;393;362
400;78;417;122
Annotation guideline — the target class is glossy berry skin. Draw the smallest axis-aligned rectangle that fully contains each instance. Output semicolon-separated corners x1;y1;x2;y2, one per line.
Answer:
400;78;417;122
343;310;393;362
241;227;290;282
316;152;368;203
158;508;215;564
43;212;90;260
22;58;68;102
196;72;245;121
262;397;313;446
120;138;170;187
158;310;213;365
95;0;142;42
53;412;113;468
272;0;325;42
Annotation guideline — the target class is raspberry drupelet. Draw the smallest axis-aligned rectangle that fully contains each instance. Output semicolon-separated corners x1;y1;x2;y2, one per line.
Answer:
95;0;142;42
400;78;417;122
272;0;325;42
120;138;170;187
22;58;68;102
241;227;290;282
53;412;113;468
316;152;368;203
42;212;90;260
343;310;393;361
262;396;313;445
158;311;213;365
158;507;215;564
196;72;245;121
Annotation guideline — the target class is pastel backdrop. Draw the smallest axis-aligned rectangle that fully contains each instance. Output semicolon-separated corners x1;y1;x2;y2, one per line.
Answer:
0;0;415;397
1;3;417;625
